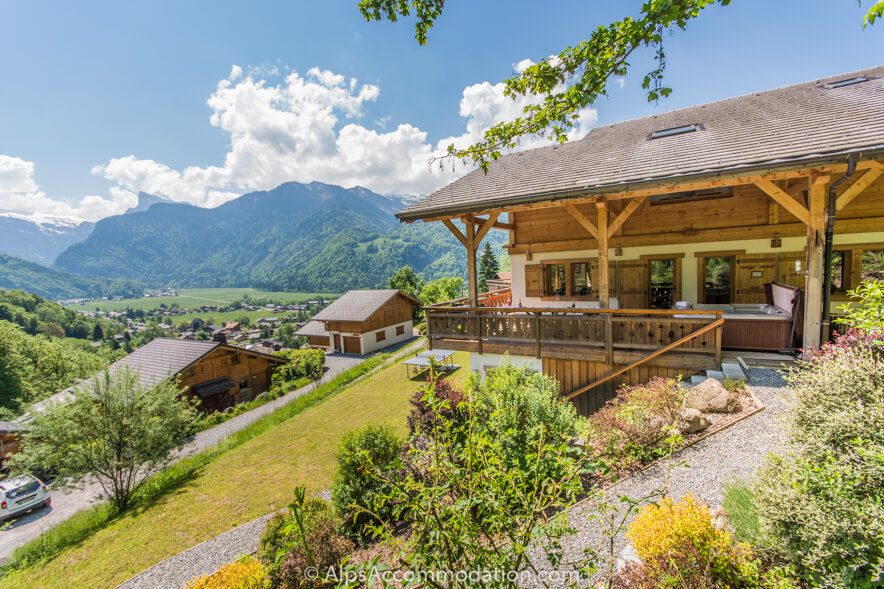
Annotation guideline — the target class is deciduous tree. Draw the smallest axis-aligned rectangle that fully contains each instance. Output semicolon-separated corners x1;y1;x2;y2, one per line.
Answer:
10;367;198;512
359;0;880;170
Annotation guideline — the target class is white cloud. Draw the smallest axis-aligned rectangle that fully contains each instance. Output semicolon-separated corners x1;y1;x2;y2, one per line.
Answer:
5;62;598;221
616;77;626;89
0;155;136;222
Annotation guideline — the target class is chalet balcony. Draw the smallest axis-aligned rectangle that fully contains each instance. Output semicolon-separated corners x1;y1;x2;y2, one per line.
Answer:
424;290;723;374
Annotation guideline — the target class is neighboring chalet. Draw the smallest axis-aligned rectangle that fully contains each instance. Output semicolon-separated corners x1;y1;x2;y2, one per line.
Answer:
21;338;287;419
297;290;418;355
486;271;512;291
396;66;884;415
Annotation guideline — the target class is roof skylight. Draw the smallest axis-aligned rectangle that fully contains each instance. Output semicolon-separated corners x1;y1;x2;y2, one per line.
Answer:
649;123;701;140
823;76;870;89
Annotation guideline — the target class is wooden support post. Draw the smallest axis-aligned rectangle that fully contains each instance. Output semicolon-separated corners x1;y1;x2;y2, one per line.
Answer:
804;179;828;351
476;310;483;355
534;312;542;359
465;219;478;307
604;314;614;365
597;201;610;308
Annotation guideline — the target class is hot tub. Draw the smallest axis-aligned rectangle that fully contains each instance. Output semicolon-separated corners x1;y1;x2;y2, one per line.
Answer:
688;299;797;352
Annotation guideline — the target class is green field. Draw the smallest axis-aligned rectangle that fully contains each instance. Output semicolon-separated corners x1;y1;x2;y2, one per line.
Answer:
64;288;340;313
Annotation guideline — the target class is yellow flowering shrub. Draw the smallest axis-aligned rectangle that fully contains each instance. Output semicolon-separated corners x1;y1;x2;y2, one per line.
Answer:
627;493;753;586
184;557;268;589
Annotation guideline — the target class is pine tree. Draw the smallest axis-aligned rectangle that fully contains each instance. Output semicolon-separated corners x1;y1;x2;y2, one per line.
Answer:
478;242;500;293
92;323;104;342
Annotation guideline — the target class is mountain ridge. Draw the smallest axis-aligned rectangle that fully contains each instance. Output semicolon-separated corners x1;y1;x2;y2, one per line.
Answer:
52;181;506;292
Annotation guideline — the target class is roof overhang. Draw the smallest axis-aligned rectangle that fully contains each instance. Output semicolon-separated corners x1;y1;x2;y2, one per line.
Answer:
396;145;884;223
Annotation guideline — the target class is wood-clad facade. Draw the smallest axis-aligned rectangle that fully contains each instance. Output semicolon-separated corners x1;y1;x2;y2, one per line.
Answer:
402;68;884;414
177;345;282;412
299;290;417;355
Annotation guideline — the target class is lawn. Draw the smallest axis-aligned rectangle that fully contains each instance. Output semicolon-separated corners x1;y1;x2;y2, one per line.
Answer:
64;288;339;313
0;351;470;589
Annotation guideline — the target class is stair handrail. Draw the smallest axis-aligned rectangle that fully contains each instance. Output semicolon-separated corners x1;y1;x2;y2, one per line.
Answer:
565;317;725;400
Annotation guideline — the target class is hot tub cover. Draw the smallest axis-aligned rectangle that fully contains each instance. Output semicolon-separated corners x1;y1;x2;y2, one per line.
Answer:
191;377;236;398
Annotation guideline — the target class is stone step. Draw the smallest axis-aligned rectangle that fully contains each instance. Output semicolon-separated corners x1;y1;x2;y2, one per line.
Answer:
705;369;725;382
721;362;747;382
690;374;707;386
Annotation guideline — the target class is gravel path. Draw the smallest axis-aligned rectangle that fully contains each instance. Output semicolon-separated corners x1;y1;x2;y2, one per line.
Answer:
0;350;374;563
118;514;277;589
524;368;791;587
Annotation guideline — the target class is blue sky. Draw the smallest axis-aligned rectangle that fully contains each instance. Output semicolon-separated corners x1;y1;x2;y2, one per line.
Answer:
0;0;881;221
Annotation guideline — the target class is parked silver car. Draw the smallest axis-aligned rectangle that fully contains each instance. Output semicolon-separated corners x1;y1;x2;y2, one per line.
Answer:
0;475;51;521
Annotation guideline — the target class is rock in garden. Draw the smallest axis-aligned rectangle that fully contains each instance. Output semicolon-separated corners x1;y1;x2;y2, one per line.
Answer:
684;378;742;413
677;407;710;434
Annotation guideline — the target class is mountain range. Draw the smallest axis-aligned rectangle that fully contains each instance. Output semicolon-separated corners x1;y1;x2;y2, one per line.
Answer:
0;182;507;297
0;213;95;265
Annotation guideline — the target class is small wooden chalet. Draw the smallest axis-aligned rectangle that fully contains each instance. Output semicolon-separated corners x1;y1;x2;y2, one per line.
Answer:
397;66;884;415
486;271;512;291
22;338;287;419
296;289;418;355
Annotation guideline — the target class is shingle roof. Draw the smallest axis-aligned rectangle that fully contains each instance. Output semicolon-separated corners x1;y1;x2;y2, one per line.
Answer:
311;290;417;323
19;338;283;421
295;320;329;337
398;66;884;221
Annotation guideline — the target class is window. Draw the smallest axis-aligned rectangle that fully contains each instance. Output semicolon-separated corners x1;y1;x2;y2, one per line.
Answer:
395;325;405;336
649;123;701;139
545;263;567;296
703;256;733;304
375;330;386;342
823;76;870;89
863;250;884;283
571;262;592;296
649;259;675;309
238;380;248;390
830;251;845;289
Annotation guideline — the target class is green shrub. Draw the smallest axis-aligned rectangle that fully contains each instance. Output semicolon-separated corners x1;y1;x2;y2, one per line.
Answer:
583;377;685;471
755;332;884;588
270;516;353;589
275;349;325;382
253;392;270;404
258;498;336;567
331;423;402;541
471;361;578;478
838;280;884;334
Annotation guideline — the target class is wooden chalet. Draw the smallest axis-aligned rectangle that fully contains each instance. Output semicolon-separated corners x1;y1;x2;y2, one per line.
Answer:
296;289;418;355
22;338;287;419
397;66;884;415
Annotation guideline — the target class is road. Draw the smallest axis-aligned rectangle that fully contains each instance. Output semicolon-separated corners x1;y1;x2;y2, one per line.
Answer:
0;352;367;564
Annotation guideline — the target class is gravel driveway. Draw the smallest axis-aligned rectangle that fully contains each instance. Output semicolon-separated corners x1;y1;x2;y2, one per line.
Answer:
0;352;367;564
524;368;790;586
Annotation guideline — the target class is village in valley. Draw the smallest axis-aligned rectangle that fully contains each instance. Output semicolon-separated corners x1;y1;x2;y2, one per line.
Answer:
0;2;882;589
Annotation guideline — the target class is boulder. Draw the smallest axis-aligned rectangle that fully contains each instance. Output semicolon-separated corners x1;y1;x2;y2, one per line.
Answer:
677;407;710;434
684;378;742;413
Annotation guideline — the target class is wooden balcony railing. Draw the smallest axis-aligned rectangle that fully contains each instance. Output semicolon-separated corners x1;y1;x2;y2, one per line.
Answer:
425;287;512;309
423;305;723;370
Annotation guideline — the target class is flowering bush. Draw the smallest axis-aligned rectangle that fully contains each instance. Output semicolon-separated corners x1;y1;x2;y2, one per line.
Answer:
620;494;796;588
270;517;353;589
755;329;884;588
184;557;267;589
583;377;685;471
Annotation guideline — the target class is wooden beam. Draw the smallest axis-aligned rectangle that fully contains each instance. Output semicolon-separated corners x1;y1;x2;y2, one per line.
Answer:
474;212;500;247
465;220;479;306
804;181;827;351
754;179;811;226
836;168;884;211
563;203;598;239
470;215;514;231
606;195;647;239
504;215;884;255
442;219;466;246
596;202;610;308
